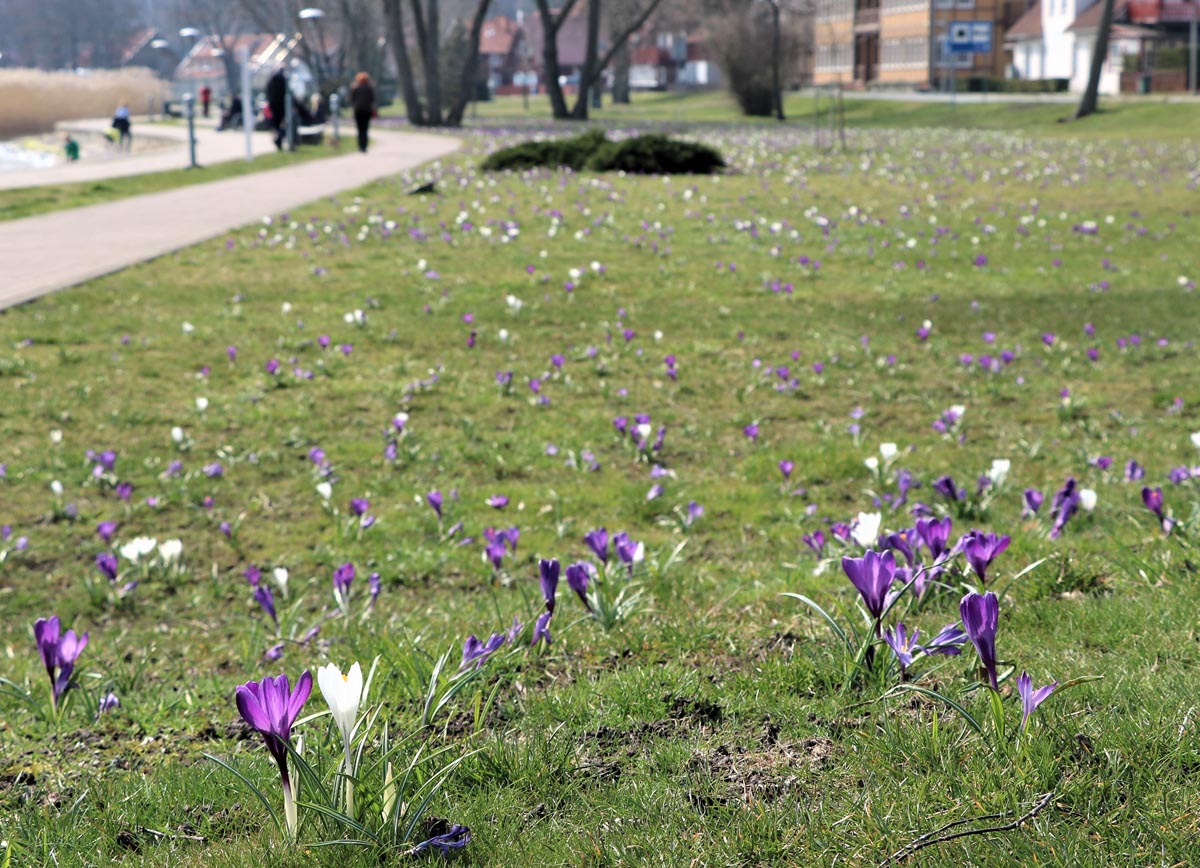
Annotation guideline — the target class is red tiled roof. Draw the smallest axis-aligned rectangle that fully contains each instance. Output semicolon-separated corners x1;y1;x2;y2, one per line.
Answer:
121;27;159;65
1005;2;1043;40
480;17;519;56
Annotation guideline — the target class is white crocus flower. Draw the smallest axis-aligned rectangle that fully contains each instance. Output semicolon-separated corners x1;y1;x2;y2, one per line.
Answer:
864;456;879;474
158;539;183;563
316;482;333;501
635;423;652;442
171;426;185;444
879;442;898;462
195;397;208;412
272;567;289;597
120;536;158;562
50;430;63;444
851;511;882;548
50;480;64;497
1079;489;1097;511
318;662;364;816
182;322;195;334
1191;432;1200;450
987;459;1011;487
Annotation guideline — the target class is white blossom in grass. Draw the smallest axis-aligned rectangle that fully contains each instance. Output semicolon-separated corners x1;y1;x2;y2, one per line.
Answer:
879;442;899;462
1079;489;1098;512
864;456;879;474
157;539;183;563
1191;432;1200;450
852;511;882;548
318;662;364;816
120;537;158;562
195;397;208;412
272;567;289;597
281;302;293;313
316;482;333;501
182;322;195;334
50;480;64;497
50;430;63;444
987;459;1012;487
171;426;185;444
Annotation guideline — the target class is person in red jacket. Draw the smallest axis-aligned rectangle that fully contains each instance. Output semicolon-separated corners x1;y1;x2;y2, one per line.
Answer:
199;85;212;119
349;72;376;154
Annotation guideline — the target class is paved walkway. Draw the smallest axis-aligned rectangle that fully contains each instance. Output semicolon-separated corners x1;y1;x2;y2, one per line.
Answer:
0;117;287;191
0;127;459;310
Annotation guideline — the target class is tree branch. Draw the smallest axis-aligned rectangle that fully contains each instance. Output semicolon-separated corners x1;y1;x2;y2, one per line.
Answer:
878;791;1056;867
581;0;665;93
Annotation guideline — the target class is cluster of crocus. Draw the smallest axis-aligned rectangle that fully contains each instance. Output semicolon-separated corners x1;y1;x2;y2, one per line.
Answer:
584;527;644;574
613;414;666;454
34;616;88;711
482;526;520;573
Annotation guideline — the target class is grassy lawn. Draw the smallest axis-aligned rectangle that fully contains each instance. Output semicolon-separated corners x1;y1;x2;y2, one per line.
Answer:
0;141;341;223
428;87;1200;139
2;120;1200;867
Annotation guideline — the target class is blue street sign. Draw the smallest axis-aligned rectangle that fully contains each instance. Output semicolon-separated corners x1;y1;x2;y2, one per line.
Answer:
947;20;993;54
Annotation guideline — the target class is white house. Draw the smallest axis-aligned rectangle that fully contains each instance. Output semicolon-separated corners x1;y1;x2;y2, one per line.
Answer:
1006;0;1139;93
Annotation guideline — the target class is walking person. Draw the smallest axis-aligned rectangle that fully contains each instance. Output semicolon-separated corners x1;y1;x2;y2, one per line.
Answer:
350;72;376;154
199;85;212;119
266;66;288;151
111;102;132;152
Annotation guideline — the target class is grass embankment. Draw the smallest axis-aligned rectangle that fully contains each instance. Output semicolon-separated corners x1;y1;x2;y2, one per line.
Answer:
0;141;342;223
1;124;1199;866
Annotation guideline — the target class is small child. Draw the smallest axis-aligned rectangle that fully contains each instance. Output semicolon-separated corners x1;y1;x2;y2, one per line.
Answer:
64;134;80;161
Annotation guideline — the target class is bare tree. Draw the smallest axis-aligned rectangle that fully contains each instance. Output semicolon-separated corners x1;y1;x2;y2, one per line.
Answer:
534;0;666;121
1074;0;1115;119
175;0;249;93
380;0;493;126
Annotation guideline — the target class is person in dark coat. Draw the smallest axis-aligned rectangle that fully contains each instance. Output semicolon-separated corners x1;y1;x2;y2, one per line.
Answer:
349;72;376;153
265;67;288;150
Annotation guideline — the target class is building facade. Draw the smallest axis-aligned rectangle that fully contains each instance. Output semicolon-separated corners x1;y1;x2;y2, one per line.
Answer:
814;0;1025;86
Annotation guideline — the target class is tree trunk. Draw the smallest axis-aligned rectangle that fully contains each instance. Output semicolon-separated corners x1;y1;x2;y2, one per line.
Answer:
571;0;602;119
382;0;425;124
424;0;443;125
1074;0;1115;119
534;0;574;119
771;1;785;121
577;0;664;106
446;0;494;126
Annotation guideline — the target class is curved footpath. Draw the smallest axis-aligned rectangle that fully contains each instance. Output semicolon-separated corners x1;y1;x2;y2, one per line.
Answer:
0;126;460;311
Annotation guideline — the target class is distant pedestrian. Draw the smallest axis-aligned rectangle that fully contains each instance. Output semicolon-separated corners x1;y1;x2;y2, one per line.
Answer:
266;67;288;150
63;134;80;161
112;102;132;152
200;85;212;118
350;71;376;154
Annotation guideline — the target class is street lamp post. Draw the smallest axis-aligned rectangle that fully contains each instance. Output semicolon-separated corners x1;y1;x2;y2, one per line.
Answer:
299;7;328;94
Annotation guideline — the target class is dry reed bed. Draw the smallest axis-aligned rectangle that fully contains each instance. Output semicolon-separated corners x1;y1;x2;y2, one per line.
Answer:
0;68;169;138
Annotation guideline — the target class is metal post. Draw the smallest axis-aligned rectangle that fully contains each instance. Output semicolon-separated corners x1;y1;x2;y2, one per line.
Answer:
330;93;340;142
284;66;296;151
240;44;254;162
184;93;198;168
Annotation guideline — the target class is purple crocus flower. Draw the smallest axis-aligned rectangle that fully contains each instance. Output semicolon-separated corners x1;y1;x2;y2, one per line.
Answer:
427;490;443;519
963;531;1011;583
116;482;134;501
841;549;896;623
203;463;224;479
884;530;918;567
959;592;1000;690
1142;486;1175;534
883;622;918;672
487;494;509;509
566;561;594;611
612;416;629;435
95;552;119;581
1049;478;1080;539
539;558;560;613
932;475;961;502
244;565;261;586
97;692;121;716
34;616;89;708
332;562;355;596
349;498;370;516
743;423;759;442
1017;671;1058;732
1125;460;1145;481
918;623;967;655
584;527;609;563
915;516;952;560
779;459;795;480
502;526;521;553
409;824;471;856
254;584;278;627
485;541;506;571
803;530;827;558
531;611;552;647
1022;488;1044;518
614;532;643;571
234;671;313;839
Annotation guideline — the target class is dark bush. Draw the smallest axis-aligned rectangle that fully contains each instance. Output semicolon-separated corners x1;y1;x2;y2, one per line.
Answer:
481;130;724;175
585;134;725;175
480;128;607;172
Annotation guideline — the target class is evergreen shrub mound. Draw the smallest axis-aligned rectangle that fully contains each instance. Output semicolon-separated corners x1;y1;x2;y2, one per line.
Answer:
481;129;724;175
